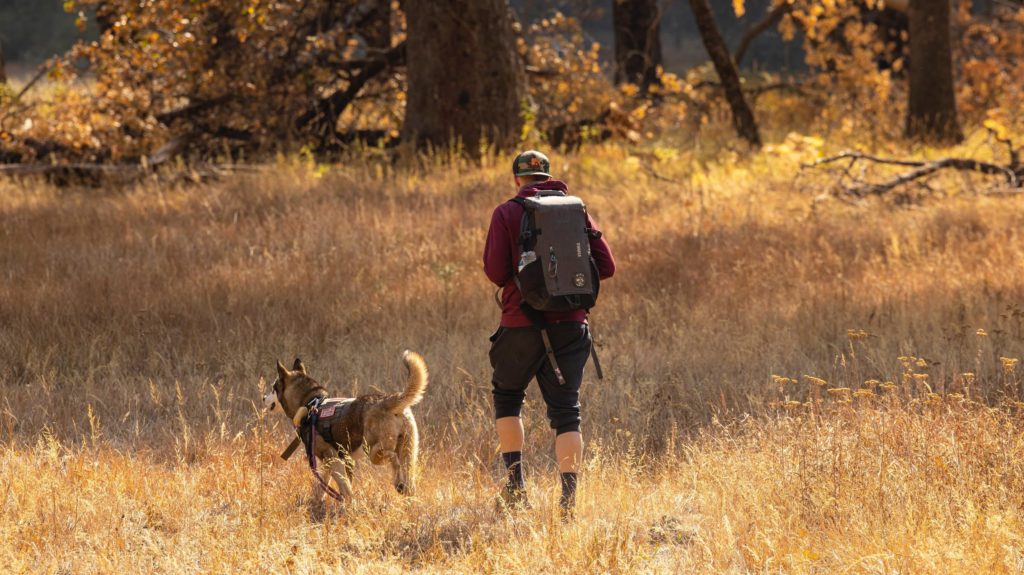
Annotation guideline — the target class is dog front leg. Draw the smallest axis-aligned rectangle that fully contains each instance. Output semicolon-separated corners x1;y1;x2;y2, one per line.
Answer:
325;455;354;504
309;478;327;521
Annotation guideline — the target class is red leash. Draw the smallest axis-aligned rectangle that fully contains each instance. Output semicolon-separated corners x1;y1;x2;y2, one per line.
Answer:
304;400;347;502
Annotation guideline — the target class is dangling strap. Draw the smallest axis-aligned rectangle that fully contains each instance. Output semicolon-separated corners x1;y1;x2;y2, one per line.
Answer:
280;436;302;460
520;302;567;386
586;321;605;380
590;345;604;380
539;327;567;386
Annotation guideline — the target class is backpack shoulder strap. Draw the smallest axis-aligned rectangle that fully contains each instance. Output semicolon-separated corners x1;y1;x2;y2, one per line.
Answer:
580;205;602;239
509;197;534;248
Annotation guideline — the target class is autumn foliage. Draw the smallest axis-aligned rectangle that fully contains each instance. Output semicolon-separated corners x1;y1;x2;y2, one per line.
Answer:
0;1;1022;166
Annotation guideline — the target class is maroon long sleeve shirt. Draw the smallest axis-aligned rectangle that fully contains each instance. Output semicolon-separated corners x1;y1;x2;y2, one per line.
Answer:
483;180;616;328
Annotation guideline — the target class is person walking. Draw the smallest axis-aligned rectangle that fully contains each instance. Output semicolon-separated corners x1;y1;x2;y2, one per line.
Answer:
483;150;616;517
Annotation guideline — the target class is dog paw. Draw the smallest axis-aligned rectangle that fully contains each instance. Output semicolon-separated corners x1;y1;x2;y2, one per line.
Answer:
309;505;327;523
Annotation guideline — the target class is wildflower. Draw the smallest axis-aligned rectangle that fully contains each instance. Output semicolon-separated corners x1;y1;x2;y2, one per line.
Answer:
853;389;874;398
976;329;988;337
846;329;869;341
1000;357;1019;374
772;375;796;386
803;375;828;387
863;379;881;388
827;387;851;396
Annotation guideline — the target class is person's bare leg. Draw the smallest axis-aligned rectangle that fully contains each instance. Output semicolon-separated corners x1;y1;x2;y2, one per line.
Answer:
496;416;524;452
554;431;582;472
496;416;527;507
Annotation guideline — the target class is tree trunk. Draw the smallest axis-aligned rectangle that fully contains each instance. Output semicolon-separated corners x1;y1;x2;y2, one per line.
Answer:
905;0;962;143
613;0;663;92
0;39;6;85
687;0;762;148
402;0;526;155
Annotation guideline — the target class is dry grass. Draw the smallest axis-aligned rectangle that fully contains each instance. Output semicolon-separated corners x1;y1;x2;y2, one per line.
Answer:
4;142;1024;573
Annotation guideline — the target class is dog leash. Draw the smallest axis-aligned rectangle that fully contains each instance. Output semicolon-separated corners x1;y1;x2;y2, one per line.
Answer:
302;398;347;502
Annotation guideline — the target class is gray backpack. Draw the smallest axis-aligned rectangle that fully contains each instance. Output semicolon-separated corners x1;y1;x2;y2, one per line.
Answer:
511;190;602;313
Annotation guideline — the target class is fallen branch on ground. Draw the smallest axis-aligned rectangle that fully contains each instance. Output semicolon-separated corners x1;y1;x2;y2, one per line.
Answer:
804;149;1023;198
692;79;811;100
0;162;270;185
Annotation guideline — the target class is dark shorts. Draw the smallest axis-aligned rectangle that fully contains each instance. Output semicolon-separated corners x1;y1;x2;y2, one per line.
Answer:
488;322;592;435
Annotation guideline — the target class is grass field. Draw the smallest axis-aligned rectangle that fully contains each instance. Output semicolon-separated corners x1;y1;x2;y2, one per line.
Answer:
4;141;1024;573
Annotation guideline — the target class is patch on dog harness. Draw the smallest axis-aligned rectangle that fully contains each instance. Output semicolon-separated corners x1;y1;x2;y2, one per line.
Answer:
318;398;353;420
313;398;356;447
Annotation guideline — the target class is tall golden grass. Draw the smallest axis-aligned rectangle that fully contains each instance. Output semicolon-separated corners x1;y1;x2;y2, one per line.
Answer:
3;142;1024;573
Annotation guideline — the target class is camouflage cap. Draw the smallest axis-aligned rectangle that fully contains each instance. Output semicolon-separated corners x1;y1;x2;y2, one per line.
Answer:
512;150;551;178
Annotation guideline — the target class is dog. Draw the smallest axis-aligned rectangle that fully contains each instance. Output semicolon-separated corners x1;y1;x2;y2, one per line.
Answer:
263;351;428;513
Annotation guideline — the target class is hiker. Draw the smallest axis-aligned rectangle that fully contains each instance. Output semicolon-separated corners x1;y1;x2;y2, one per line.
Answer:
483;150;616;516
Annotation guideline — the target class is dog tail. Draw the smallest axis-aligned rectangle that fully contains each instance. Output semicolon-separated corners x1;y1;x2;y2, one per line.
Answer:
385;350;429;414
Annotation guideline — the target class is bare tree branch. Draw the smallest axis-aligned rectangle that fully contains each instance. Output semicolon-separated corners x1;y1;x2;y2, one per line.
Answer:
734;2;792;66
295;40;406;145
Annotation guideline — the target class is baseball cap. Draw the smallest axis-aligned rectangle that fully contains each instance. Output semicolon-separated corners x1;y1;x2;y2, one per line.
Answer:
512;150;551;178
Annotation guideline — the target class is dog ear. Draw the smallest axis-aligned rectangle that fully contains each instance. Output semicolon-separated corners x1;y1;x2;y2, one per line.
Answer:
292;357;306;374
276;360;289;381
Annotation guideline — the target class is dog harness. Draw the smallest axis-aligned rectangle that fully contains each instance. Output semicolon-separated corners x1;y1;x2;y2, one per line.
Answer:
308;397;356;446
296;397;359;502
279;397;357;461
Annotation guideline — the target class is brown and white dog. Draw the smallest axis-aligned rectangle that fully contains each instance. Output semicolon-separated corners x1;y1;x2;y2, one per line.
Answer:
263;351;428;514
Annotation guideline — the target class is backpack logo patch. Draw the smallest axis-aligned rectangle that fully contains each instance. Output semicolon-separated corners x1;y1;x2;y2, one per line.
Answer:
574;273;586;287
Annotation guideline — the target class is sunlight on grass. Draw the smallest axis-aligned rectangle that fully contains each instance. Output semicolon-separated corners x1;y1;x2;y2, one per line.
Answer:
3;141;1024;572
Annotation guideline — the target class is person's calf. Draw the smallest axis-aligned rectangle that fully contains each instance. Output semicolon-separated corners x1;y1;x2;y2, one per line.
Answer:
554;430;582;473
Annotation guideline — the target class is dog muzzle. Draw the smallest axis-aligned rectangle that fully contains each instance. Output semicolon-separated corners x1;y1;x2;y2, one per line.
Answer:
263;391;282;413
